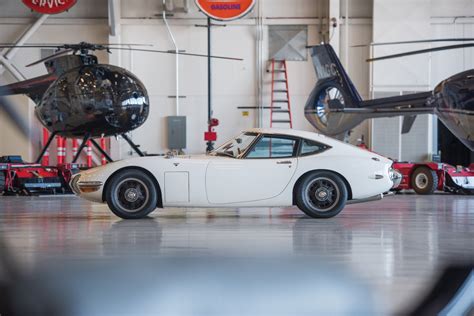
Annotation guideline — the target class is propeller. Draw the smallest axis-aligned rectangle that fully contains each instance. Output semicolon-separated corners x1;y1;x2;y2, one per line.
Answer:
367;43;474;62
353;38;474;48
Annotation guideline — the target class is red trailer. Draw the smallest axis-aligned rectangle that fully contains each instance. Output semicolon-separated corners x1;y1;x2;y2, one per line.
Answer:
392;161;474;195
0;156;81;195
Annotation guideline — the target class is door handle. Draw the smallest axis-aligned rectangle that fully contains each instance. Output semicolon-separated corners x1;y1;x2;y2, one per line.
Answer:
277;161;292;165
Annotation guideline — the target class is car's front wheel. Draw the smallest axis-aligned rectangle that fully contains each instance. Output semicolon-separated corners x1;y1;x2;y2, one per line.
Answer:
295;171;348;218
105;169;158;219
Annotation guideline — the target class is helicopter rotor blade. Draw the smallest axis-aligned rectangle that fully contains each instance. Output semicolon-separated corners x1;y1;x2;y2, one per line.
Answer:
0;45;64;49
353;38;474;48
0;43;152;48
367;43;474;62
110;47;243;61
26;49;75;67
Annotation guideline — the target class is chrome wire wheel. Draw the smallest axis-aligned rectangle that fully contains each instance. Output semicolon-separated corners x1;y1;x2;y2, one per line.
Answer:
306;177;340;212
114;178;150;213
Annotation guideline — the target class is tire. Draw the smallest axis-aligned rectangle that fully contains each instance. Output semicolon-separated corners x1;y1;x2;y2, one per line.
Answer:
411;167;438;195
105;169;158;219
0;172;5;194
295;171;348;218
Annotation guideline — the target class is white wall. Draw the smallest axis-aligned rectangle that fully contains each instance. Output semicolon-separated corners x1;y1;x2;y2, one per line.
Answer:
113;0;331;157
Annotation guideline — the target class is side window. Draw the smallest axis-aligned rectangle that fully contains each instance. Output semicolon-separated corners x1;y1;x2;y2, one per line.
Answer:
246;136;297;158
300;139;329;156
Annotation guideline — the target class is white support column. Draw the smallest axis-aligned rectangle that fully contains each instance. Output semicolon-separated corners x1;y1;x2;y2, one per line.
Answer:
108;0;122;160
328;0;341;55
163;0;180;116
344;0;349;69
256;0;264;128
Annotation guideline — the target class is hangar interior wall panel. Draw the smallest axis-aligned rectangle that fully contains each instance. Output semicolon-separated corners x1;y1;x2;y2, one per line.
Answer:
371;91;434;162
430;0;474;17
118;24;257;156
430;21;474;87
370;91;402;160
269;25;308;61
372;0;431;89
400;115;431;162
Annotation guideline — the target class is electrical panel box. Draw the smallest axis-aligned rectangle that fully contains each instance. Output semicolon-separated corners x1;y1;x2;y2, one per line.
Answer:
167;116;187;150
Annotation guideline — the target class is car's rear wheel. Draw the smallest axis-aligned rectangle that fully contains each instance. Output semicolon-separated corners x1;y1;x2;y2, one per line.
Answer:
295;171;348;218
411;167;438;195
105;169;158;219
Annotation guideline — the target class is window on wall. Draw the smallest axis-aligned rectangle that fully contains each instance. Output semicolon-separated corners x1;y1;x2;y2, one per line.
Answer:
246;136;297;158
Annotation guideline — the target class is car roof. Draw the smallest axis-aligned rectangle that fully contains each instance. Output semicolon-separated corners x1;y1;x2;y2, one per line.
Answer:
244;128;327;141
243;128;351;148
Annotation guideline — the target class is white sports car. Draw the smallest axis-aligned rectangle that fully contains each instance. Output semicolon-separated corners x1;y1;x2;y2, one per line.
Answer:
71;129;400;219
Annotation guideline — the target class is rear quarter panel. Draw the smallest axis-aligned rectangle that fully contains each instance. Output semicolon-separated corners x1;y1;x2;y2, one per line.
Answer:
291;147;393;200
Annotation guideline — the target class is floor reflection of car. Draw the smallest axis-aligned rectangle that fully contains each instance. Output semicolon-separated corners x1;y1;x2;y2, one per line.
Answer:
71;129;400;219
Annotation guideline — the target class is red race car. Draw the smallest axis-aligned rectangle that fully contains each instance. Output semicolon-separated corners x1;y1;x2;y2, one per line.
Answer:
356;142;473;195
0;156;80;195
392;162;474;195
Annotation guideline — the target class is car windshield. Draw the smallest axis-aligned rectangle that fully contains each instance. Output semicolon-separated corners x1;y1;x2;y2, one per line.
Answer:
211;133;258;158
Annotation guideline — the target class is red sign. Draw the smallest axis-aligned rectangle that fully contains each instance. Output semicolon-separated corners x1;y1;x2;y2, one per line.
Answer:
22;0;77;14
195;0;256;21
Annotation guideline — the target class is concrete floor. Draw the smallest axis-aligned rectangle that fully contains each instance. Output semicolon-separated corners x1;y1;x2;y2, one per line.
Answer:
0;193;473;315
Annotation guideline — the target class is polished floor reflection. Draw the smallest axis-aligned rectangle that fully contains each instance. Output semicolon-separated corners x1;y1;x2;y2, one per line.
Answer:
0;193;473;315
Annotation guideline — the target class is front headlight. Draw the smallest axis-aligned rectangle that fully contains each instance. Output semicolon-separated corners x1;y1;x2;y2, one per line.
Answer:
389;168;402;188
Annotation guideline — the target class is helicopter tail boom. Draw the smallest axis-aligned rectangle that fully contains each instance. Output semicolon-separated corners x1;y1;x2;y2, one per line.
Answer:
0;74;57;103
304;44;435;136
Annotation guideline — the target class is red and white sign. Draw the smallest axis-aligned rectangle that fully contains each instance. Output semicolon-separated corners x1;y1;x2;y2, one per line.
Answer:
22;0;77;15
195;0;256;21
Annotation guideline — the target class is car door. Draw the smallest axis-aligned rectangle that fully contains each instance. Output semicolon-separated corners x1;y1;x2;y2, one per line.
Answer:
206;135;298;204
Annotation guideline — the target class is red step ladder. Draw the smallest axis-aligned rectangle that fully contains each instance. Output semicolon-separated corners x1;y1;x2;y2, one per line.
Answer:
270;59;293;128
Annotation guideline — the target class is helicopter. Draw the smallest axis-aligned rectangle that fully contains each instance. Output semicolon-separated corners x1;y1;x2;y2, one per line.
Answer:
0;42;242;162
304;40;474;152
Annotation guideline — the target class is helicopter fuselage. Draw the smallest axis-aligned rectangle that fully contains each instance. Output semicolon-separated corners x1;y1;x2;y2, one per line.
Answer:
36;62;149;138
0;53;150;138
434;69;474;151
